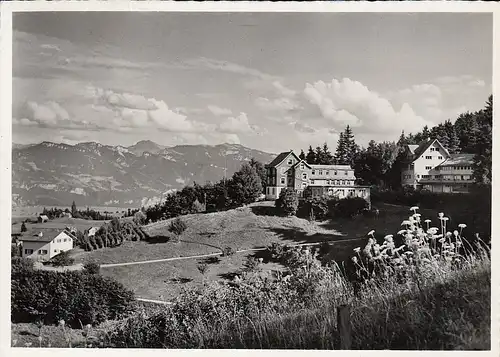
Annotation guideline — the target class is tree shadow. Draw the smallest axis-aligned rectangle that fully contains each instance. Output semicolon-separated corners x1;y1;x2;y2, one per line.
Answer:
218;272;239;281
200;256;221;265
146;235;171;244
18;330;38;337
250;205;280;217
268;227;346;245
169;277;193;284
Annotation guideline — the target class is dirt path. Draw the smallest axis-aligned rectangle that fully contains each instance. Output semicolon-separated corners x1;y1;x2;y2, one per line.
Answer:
100;237;365;269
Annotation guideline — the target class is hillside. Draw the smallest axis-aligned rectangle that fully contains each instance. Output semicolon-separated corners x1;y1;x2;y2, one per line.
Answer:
12;141;275;207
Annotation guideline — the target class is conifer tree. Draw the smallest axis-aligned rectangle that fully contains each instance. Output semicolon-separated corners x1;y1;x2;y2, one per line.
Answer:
306;145;316;164
299;149;306;161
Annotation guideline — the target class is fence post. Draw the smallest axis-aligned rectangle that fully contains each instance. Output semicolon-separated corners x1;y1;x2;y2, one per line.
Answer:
337;304;352;350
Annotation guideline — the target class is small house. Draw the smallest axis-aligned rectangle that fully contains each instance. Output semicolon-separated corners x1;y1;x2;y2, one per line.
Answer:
38;215;49;223
20;228;76;261
87;226;100;237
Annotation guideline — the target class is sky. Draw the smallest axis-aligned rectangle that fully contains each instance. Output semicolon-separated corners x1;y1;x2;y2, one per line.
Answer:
12;12;492;154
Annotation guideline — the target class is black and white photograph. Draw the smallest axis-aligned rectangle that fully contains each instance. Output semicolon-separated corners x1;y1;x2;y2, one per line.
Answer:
2;3;497;353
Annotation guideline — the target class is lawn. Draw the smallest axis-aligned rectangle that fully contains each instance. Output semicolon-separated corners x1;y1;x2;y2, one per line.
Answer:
12;217;107;235
78;201;441;301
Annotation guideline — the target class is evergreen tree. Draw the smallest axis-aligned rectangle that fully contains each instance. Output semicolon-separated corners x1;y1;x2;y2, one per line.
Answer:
21;222;27;233
334;126;358;167
473;95;493;184
299;149;306;161
249;158;267;193
334;132;346;165
315;146;323;165
322;142;334;164
306;145;316;164
454;112;478;153
421;125;431;141
71;201;77;216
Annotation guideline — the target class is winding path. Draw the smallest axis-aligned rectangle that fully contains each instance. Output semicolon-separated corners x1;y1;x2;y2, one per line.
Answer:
99;237;365;269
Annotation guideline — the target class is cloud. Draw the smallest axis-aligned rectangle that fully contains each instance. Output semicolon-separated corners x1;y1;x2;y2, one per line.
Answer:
218;112;254;134
23;101;70;126
303;77;433;134
185;57;277;81
272;81;296;97
207;105;232;116
40;44;61;52
255;97;301;113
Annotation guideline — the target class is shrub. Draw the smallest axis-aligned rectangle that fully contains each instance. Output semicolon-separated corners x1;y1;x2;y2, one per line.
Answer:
169;217;187;236
83;261;100;275
275;188;299;216
222;246;236;257
49;250;74;267
11;268;135;327
197;263;209;276
297;196;337;221
191;199;206;213
21;222;27;232
333;197;368;218
133;211;147;225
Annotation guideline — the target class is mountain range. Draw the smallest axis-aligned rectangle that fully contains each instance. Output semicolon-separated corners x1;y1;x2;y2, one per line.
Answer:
12;140;275;207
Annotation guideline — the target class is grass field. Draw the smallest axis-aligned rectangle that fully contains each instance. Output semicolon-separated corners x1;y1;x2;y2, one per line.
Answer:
11;217;108;235
77;201;447;301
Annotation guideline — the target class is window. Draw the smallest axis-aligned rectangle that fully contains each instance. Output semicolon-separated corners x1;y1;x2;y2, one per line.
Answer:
345;171;348;176
425;156;432;160
425;166;432;170
54;249;58;253
326;171;329;175
302;173;307;180
310;179;315;184
287;159;293;165
422;175;431;179
63;238;67;242
319;170;323;175
438;156;443;160
302;182;307;188
57;239;62;243
410;163;415;169
417;175;420;178
24;249;33;255
280;177;286;185
334;171;337;175
312;170;316;175
430;148;435;152
300;163;304;170
38;250;47;255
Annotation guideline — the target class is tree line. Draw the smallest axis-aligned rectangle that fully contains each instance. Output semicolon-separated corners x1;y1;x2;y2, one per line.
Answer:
144;159;265;223
297;95;492;189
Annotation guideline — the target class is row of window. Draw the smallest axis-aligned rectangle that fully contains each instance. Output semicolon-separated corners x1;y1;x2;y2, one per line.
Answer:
425;155;443;160
438;166;472;171
310;179;353;186
407;174;473;181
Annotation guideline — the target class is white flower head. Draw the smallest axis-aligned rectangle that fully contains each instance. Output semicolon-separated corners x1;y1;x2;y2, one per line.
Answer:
353;247;361;253
351;256;358;263
438;212;444;218
401;220;411;226
367;230;375;236
458;223;467;228
59;320;65;327
442;217;449;222
410;206;419;212
453;230;459;237
424;219;432;223
397;229;407;235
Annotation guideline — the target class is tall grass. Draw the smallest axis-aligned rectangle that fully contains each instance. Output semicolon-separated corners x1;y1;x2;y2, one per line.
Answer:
96;207;490;349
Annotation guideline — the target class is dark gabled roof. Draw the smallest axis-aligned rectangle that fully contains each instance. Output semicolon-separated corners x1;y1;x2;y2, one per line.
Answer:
20;228;75;243
266;151;299;167
409;138;450;162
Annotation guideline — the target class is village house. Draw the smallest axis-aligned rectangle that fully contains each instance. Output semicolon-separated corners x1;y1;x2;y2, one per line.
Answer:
265;150;371;205
20;228;76;261
37;215;49;223
401;138;475;193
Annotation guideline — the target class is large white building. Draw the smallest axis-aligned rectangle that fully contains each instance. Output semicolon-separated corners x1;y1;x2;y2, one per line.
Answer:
264;150;371;205
401;138;475;193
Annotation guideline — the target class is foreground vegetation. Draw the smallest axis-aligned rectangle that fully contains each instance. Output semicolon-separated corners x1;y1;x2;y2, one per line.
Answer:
12;205;488;349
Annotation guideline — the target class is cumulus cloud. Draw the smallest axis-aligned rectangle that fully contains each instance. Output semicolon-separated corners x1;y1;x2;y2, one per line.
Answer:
218;112;254;134
86;86;200;133
207;105;232;116
272;81;296;97
303;77;433;134
20;101;70;126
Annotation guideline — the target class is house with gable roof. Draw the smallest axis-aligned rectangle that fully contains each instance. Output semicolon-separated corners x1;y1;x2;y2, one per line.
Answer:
264;150;371;205
20;228;76;261
401;138;475;193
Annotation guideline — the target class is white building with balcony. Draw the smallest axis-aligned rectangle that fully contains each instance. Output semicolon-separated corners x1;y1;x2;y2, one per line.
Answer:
401;138;475;193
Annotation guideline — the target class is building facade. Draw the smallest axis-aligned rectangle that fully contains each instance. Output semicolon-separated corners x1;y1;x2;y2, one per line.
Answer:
401;138;475;193
264;150;370;205
21;228;75;261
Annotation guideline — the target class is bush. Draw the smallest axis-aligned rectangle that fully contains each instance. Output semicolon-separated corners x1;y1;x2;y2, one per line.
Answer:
21;222;27;232
169;217;187;236
133;211;147;225
83;261;100;275
333;197;369;218
11;268;135;327
49;250;74;267
191;199;206;213
297;196;335;221
275;188;299;216
222;246;236;257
